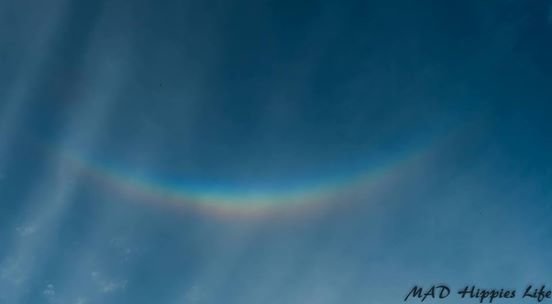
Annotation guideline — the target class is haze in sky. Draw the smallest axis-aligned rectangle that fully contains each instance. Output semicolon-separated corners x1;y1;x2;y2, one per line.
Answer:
0;0;551;303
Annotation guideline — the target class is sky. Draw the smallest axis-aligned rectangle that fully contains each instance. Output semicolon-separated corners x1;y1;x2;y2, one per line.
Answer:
1;0;552;303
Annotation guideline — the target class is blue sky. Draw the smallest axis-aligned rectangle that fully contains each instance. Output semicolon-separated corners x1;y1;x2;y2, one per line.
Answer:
1;0;551;303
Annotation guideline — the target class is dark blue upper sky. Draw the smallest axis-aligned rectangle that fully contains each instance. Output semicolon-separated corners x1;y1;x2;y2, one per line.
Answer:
1;0;551;303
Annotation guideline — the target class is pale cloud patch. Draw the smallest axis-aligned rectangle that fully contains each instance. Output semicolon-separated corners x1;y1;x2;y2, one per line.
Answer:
90;271;127;294
75;297;87;304
0;256;29;286
16;224;37;237
100;280;127;293
185;285;201;303
43;283;56;297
